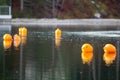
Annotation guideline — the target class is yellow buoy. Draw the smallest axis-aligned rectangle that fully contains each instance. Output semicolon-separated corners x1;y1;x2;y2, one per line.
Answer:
103;44;116;66
81;43;93;64
19;27;22;36
55;28;62;47
13;34;21;47
22;27;27;37
3;34;12;41
55;28;61;38
19;27;27;37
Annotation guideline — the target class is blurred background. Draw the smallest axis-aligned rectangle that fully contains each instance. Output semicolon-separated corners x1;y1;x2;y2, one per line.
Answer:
0;0;120;18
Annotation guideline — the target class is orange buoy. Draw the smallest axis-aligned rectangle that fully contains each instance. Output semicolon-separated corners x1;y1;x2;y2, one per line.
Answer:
3;34;12;49
55;28;61;47
103;44;116;66
81;43;93;64
22;27;27;37
3;40;12;49
13;34;21;48
19;27;27;37
19;27;22;36
55;28;61;39
3;34;12;41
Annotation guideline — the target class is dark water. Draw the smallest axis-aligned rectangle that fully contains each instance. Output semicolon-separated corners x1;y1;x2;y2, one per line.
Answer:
0;25;120;80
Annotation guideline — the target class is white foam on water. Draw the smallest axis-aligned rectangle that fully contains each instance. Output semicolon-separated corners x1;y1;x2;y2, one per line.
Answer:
67;31;120;38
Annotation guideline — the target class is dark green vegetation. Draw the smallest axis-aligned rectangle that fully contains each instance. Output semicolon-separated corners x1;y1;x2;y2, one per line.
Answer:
1;0;120;18
0;0;10;5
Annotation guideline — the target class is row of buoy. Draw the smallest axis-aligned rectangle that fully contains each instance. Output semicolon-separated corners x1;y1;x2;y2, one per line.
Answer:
3;27;116;66
3;27;27;49
55;28;117;66
81;43;116;66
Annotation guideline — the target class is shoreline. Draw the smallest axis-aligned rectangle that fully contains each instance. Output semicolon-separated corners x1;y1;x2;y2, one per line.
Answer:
0;19;120;26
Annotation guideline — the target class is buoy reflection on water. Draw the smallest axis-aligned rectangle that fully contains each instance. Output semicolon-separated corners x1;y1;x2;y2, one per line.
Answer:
3;40;12;49
81;43;93;64
21;37;27;45
103;44;116;66
55;38;61;47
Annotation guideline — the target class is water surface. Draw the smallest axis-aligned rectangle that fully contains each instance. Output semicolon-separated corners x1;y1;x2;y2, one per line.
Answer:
0;25;120;80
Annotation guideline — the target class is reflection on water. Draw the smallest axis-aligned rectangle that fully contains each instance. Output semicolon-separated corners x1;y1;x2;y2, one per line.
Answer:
0;25;120;80
3;40;12;50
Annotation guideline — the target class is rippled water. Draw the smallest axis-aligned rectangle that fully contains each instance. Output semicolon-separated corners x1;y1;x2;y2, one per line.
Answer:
0;25;120;80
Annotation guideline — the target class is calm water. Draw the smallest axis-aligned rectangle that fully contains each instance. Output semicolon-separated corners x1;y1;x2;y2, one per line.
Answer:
0;25;120;80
